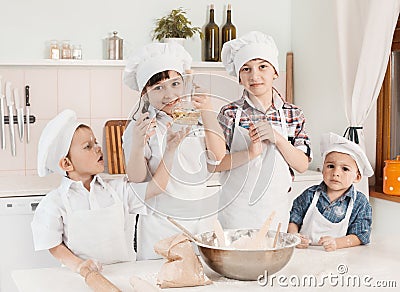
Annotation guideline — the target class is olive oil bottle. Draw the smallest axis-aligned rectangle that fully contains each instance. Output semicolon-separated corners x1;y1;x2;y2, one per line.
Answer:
204;4;219;61
221;4;236;49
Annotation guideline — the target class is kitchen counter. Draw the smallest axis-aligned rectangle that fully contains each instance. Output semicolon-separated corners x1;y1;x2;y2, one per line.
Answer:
0;174;61;197
0;173;126;197
12;234;400;291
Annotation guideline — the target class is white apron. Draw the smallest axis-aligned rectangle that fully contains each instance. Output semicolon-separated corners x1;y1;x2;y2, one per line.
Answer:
62;183;132;264
136;124;216;260
299;189;355;244
218;107;292;231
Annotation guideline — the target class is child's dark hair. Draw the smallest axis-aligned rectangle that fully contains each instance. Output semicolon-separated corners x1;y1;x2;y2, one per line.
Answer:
132;70;176;120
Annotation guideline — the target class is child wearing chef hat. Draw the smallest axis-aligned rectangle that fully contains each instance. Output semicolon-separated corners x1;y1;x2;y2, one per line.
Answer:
214;31;312;231
288;132;373;251
31;109;186;273
122;42;226;260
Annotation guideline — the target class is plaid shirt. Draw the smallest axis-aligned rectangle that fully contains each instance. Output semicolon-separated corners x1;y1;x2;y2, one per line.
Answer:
289;182;372;244
217;89;312;158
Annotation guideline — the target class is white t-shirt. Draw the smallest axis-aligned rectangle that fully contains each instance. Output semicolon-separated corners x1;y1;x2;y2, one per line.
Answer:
31;175;148;251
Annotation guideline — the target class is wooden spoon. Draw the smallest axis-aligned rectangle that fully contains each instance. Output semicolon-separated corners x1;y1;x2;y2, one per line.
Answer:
213;219;226;247
231;211;276;249
251;211;276;249
273;222;282;248
167;216;200;243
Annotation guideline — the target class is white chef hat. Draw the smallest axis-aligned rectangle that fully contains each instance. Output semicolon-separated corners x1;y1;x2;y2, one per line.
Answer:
37;109;86;177
221;31;279;78
320;132;374;177
123;42;192;93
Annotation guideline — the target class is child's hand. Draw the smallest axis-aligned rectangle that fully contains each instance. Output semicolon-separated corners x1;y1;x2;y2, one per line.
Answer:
295;233;311;249
76;259;103;275
248;137;263;159
191;85;213;111
318;236;337;252
132;112;156;148
249;120;276;144
165;124;190;151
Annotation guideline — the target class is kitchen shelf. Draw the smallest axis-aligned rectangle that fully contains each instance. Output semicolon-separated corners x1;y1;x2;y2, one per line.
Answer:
369;186;400;203
0;60;224;68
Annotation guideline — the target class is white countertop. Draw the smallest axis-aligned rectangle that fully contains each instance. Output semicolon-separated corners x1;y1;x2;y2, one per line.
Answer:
0;174;62;197
293;170;322;182
12;234;400;291
0;173;127;198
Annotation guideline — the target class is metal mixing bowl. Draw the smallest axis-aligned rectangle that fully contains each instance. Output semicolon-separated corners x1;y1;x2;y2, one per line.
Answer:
196;229;300;281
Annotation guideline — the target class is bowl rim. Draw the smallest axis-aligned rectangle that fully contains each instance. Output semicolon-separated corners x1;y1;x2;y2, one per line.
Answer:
194;229;301;251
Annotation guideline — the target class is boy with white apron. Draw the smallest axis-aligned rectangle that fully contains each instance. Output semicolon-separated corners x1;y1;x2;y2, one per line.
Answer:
216;31;312;231
122;43;226;260
32;109;183;273
288;132;373;251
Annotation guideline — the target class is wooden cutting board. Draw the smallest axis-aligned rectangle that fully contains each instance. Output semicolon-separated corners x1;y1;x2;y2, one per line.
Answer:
104;120;128;174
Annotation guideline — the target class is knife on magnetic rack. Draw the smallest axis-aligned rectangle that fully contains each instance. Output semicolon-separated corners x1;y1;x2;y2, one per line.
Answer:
25;85;30;143
5;82;16;156
0;77;5;149
14;88;24;141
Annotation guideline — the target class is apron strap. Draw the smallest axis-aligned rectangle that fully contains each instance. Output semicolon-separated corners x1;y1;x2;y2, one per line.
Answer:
310;190;321;209
343;188;356;222
277;107;288;139
234;108;242;128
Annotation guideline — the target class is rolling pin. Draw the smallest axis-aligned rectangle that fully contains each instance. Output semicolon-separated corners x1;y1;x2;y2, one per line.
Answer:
79;266;121;292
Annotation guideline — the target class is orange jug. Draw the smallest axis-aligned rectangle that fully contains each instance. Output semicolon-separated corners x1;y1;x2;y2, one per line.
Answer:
383;155;400;196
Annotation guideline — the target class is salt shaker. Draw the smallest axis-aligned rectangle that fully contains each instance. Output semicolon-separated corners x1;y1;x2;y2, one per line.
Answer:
61;40;72;59
49;40;60;60
72;44;82;60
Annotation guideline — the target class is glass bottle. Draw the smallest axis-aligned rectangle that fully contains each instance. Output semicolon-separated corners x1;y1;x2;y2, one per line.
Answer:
72;44;82;60
204;4;219;62
49;40;60;60
221;4;236;50
61;41;72;59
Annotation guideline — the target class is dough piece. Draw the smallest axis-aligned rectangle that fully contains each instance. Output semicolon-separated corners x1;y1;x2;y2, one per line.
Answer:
154;233;212;288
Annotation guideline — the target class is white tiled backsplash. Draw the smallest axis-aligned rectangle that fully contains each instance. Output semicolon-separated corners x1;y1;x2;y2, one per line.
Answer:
0;64;286;175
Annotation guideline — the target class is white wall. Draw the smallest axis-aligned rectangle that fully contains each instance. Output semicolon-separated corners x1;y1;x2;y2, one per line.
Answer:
0;0;378;167
0;0;291;64
291;0;376;171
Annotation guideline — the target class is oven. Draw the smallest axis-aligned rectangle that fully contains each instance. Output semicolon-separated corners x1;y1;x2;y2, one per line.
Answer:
0;176;60;292
0;194;60;292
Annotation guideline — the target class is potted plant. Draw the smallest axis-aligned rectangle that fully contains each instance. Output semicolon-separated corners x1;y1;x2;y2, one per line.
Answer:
152;8;203;45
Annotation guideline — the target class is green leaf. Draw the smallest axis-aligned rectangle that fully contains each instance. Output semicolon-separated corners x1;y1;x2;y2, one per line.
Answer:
151;7;202;40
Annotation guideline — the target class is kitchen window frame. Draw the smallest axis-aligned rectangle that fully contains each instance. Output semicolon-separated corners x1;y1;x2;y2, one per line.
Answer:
371;18;400;203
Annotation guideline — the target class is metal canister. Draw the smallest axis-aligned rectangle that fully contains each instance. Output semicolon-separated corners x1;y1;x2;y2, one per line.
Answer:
383;155;400;196
106;31;123;60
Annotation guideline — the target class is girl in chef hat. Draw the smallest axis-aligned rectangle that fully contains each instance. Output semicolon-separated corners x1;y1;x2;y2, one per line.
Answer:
122;42;226;260
31;109;186;273
288;132;373;251
214;31;312;231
